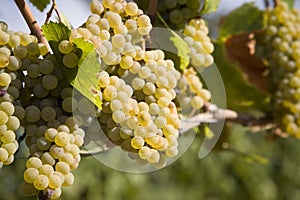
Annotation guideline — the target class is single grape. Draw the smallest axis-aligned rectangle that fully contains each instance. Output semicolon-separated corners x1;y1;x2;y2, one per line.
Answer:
63;53;78;68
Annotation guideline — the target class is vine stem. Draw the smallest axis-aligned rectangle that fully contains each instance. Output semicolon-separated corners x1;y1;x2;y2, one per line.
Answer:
79;103;276;156
14;0;51;52
264;0;269;8
148;0;158;22
45;0;61;24
274;0;280;6
79;106;236;156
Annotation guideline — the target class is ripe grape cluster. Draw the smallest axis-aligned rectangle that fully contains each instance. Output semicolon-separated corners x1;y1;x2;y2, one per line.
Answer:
264;1;300;137
183;18;214;69
0;102;20;168
22;121;84;198
97;49;182;168
57;0;213;168
177;68;211;114
0;22;85;199
0;0;215;198
156;0;203;30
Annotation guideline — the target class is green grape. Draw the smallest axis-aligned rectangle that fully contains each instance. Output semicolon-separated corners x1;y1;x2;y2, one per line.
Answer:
33;174;49;190
55;132;70;147
165;145;178;157
39;59;55;74
90;0;104;15
169;10;183;24
49;145;64;159
13;45;27;58
103;85;118;101
0;72;11;86
24;168;39;184
62;97;77;113
0;55;8;68
39;164;54;177
0;102;14;116
26;43;40;56
164;0;177;9
55;161;71;175
0;30;9;45
7;56;21;71
62;172;74;186
36;137;51;151
105;11;122;28
6;116;20;131
112;110;125;123
26;157;43;169
2;142;18;155
0;111;8;125
50;187;62;199
63;52;78;68
42;74;58;90
38;43;49;56
25;106;41;123
0;147;9;162
125;2;139;16
58;40;73;54
49;173;63;189
20;33;33;46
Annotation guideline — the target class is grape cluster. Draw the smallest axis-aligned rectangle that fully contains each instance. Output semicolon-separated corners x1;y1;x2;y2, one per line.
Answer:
264;2;300;137
156;0;203;30
0;22;86;199
183;18;214;69
0;0;215;197
0;102;20;168
177;68;211;113
66;0;152;67
0;26;48;168
22;120;84;199
97;49;182;168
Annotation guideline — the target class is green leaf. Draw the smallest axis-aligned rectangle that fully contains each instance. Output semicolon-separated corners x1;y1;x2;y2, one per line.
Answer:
213;43;270;112
43;23;102;109
282;0;295;7
70;39;102;109
29;0;50;12
42;22;71;42
219;3;264;42
148;26;190;72
204;125;214;139
201;0;221;14
169;31;190;71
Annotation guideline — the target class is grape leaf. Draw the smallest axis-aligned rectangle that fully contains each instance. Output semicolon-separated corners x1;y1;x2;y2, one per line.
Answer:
201;0;221;14
225;32;268;92
219;3;263;42
42;22;102;109
282;0;295;7
29;0;50;12
69;39;102;109
169;31;190;71
213;43;270;112
148;27;190;72
42;22;70;42
204;125;214;139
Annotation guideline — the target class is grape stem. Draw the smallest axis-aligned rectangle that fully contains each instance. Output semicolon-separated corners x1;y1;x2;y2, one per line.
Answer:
80;145;111;157
14;0;51;52
45;0;61;24
79;103;276;156
264;0;269;8
148;0;158;23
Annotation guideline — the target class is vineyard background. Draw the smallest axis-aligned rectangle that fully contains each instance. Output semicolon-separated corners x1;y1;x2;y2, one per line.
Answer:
1;0;300;200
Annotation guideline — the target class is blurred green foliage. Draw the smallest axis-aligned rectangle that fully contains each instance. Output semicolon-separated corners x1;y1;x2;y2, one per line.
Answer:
1;125;300;200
